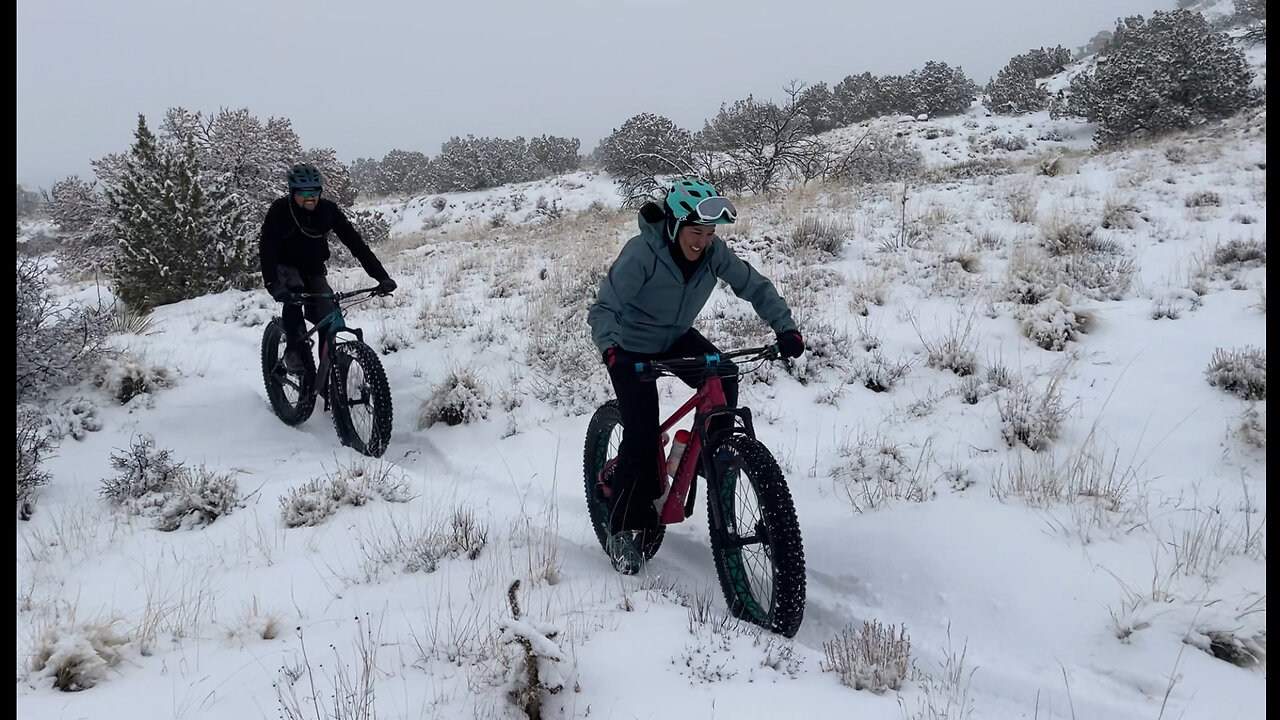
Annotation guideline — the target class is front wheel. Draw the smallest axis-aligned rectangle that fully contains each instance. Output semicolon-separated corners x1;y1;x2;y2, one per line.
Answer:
328;341;393;457
261;319;316;426
707;434;806;638
582;400;666;564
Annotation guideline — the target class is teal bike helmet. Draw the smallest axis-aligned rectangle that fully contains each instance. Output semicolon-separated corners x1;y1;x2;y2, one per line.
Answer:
287;163;324;191
664;178;736;240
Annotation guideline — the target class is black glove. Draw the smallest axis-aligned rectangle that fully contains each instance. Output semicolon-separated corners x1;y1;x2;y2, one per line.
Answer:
603;347;635;373
776;329;805;359
375;277;397;296
267;283;294;303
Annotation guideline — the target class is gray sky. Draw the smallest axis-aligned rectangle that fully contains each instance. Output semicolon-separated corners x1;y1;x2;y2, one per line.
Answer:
16;0;1163;190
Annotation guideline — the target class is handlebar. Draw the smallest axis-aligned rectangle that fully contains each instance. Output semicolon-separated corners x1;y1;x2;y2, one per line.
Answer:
285;286;388;305
634;344;780;381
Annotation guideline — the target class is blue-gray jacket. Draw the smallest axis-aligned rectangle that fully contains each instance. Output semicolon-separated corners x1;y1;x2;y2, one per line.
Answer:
589;204;797;355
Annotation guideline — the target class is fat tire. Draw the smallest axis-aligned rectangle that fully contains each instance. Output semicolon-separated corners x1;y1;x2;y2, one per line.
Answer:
707;434;806;638
583;400;666;561
328;341;394;457
261;319;316;426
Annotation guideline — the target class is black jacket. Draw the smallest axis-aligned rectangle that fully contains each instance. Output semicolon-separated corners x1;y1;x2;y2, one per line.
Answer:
259;195;389;287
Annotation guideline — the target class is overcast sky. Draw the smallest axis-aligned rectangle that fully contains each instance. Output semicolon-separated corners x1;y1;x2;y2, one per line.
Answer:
17;0;1165;190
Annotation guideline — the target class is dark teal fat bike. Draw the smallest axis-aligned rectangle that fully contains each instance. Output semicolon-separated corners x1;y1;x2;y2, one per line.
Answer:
260;287;393;458
583;344;806;637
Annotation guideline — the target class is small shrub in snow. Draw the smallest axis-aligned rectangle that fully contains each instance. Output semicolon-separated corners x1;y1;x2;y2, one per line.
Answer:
17;406;54;503
91;353;175;405
1185;190;1222;207
1020;288;1092;351
916;315;979;377
1236;404;1265;449
821;620;911;692
855;350;914;393
431;195;447;211
1204;346;1266;401
279;461;413;528
99;435;240;530
17;257;110;403
997;376;1068;451
1100;199;1141;230
27;618;130;691
418;365;493;428
788;216;848;258
1210;239;1265;267
957;376;985;405
152;467;241;532
1005;186;1038;224
100;435;185;504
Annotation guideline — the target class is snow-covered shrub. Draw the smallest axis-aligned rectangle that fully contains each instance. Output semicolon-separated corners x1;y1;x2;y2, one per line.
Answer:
1005;186;1039;224
787;216;848;258
152;467;241;532
418;365;493;428
17;258;110;403
985;46;1072;114
90;353;175;405
917;316;979;377
1101;199;1142;230
1210;238;1265;267
997;376;1068;451
99;434;185;504
1185;190;1223;208
821;620;911;692
404;507;491;573
349;207;390;245
1020;288;1092;351
99;434;241;530
854;350;914;393
17;405;54;503
27;618;130;691
832;131;923;185
1205;346;1266;400
279;461;414;528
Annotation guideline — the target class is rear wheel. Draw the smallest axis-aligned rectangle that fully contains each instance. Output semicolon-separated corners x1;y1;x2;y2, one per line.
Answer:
328;341;393;457
261;320;316;426
583;400;665;564
707;434;806;637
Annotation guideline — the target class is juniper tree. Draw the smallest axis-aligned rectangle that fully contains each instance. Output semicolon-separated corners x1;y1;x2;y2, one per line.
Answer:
528;135;582;176
905;61;978;117
1060;10;1257;146
986;46;1073;114
108;115;253;310
597;113;695;197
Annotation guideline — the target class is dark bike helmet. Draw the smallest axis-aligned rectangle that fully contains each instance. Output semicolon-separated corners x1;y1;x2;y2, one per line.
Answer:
286;163;324;191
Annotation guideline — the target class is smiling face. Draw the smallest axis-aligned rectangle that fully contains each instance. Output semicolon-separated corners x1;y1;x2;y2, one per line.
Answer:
676;224;716;261
293;188;321;210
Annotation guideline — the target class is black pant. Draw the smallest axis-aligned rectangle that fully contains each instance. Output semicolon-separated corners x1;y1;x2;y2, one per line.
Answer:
277;265;337;344
607;328;738;531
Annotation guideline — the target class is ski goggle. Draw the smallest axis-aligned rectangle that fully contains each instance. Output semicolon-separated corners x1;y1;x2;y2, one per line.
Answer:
296;189;321;198
680;196;737;224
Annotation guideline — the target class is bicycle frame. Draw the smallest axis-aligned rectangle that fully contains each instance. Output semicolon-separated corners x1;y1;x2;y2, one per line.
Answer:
641;347;773;525
286;287;380;402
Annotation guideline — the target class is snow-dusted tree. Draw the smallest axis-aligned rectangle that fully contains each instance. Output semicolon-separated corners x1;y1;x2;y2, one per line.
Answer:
17;185;44;219
796;82;840;133
528;134;582;175
45;177;117;274
986;46;1073;114
376;149;433;195
348;157;382;196
598;113;695;196
1235;0;1266;43
1060;10;1257;146
904;61;978;117
108;115;254;310
1077;30;1114;59
833;72;890;123
431;135;538;191
697;83;833;192
17;257;109;403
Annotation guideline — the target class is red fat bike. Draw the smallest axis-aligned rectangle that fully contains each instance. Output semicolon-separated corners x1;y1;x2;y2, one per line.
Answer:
582;344;806;638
